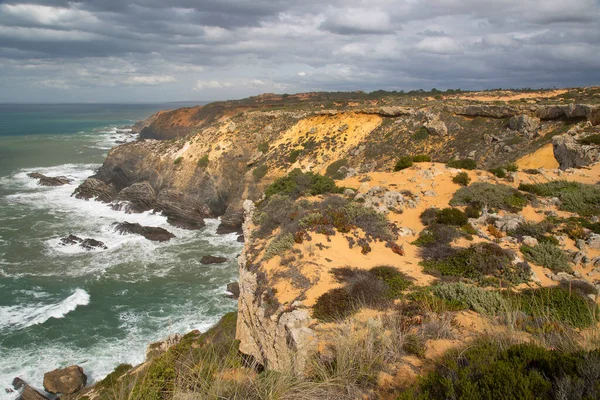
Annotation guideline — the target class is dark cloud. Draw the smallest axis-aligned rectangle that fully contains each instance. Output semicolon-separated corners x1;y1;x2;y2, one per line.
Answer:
0;0;598;102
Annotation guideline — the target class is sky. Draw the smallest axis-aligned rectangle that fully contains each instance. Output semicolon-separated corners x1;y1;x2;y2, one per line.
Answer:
0;0;599;103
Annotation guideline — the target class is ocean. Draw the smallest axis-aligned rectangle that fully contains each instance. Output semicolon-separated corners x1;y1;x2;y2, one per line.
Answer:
0;103;241;399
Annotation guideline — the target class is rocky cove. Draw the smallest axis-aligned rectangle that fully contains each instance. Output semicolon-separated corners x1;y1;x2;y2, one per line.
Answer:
12;87;600;399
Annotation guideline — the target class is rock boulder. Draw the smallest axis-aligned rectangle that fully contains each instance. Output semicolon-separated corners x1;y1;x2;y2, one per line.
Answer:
73;178;117;203
27;173;72;187
43;365;86;395
113;222;175;242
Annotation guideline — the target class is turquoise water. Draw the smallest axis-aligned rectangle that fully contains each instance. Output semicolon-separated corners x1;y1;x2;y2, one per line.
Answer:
0;104;241;398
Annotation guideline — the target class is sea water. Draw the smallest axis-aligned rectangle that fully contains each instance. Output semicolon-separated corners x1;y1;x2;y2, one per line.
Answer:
0;103;241;399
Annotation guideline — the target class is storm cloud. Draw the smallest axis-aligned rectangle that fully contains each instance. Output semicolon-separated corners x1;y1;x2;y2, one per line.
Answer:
0;0;599;102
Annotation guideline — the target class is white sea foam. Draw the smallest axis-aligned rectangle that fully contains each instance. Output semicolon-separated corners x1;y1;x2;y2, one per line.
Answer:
0;288;90;331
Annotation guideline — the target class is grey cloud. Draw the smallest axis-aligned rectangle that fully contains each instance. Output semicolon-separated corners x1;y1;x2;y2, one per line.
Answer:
0;0;599;102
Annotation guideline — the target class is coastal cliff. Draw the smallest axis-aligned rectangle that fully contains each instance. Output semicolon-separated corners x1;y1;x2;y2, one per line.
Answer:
57;87;600;400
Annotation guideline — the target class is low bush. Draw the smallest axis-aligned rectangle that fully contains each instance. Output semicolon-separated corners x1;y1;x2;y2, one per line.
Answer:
464;202;482;218
520;242;571;273
412;154;431;162
489;167;507;178
265;169;340;199
434;208;468;226
402;334;426;358
421;242;529;284
173;156;183;165
412;126;429;141
252;164;268;181
523;168;541;175
432;282;508;315
412;224;462;247
369;266;412;298
504;163;518;172
578;133;600;145
514;287;598;328
325;158;348;180
196;155;209;168
450;182;528;212
394;156;413;171
257;141;270;153
518;180;600;217
446;158;477;170
288;149;302;163
401;342;600;399
452;171;471;186
312;288;355;321
264;233;295;260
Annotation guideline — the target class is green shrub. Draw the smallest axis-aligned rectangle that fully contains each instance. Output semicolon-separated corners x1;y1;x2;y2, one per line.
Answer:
173;156;183;165
520;242;571;273
464;202;482;218
369;266;412;298
446;158;477;170
252;164;268;181
452;172;471;186
312;288;355;321
412;126;429;141
518;180;600;217
131;350;176;400
401;342;600;399
325;159;348;180
523;168;541;175
264;233;295;260
489;167;507;178
433;283;508;315
265;169;340;199
402;334;426;358
394;156;414;171
97;363;133;390
515;287;598;328
421;242;529;284
435;208;468;226
451;182;528;212
412;154;431;162
289;149;302;163
257;141;270;153
578;134;600;145
197;155;209;168
412;224;462;247
504;163;518;172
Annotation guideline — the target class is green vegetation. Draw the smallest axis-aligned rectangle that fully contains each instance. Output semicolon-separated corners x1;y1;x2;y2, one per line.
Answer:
401;342;600;399
518;180;600;217
432;283;508;315
579;133;600;145
288;149;302;163
520;242;572;273
314;266;413;321
488;167;507;178
446;158;477;170
452;171;471;186
264;169;340;199
252;164;268;181
412;154;431;162
173;156;183;165
394;156;413;171
421;242;530;285
412;126;430;141
451;182;528;212
197;155;209;168
514;287;598;329
257;141;270;153
325;158;348;180
412;224;463;247
264;233;295;260
433;208;468;226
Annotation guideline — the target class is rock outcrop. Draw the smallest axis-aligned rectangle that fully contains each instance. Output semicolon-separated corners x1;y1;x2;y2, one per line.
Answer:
73;178;117;203
201;255;228;264
114;182;157;213
236;200;316;372
553;130;600;169
60;235;108;250
43;365;87;395
508;114;540;138
27;173;72;187
113;222;175;242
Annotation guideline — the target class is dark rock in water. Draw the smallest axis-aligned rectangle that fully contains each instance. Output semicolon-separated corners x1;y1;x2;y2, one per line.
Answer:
201;255;228;264
156;190;207;230
43;365;87;395
216;204;244;234
115;182;157;213
73;178;117;203
113;222;175;242
27;173;72;187
237;235;245;243
12;377;26;390
226;282;240;299
20;385;50;400
59;235;108;251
